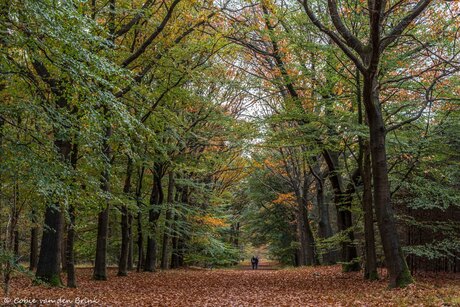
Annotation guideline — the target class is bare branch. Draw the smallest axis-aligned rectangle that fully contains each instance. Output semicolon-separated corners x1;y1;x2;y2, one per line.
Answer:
299;0;367;73
380;0;432;52
327;0;365;55
121;0;182;68
114;0;156;38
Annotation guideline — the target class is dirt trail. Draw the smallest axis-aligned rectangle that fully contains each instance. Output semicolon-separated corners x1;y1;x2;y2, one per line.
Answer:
2;265;459;306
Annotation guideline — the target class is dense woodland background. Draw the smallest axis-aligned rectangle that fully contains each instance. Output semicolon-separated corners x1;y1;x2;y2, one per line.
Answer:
0;0;459;296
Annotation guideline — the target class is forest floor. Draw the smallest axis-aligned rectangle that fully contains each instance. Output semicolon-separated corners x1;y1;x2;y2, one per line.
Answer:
2;263;460;306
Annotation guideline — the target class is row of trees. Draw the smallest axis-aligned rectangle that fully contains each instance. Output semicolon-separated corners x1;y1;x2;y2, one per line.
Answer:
227;0;460;288
0;0;458;294
0;0;254;293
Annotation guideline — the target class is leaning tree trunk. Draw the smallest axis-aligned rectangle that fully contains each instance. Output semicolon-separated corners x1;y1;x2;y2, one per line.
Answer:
363;74;412;287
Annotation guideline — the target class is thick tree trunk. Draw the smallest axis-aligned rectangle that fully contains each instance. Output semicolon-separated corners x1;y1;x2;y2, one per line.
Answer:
118;157;133;276
36;206;63;285
32;61;71;286
36;138;69;285
161;171;174;270
363;74;412;287
93;206;109;280
144;164;164;272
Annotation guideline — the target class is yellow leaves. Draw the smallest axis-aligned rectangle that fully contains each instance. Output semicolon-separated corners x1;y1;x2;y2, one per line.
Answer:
335;85;344;96
195;215;229;227
272;192;295;205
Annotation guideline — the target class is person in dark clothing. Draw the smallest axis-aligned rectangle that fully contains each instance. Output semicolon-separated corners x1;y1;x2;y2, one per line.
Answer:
251;256;259;270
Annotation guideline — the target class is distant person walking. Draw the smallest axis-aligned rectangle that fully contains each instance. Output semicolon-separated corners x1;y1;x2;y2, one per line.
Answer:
251;256;259;270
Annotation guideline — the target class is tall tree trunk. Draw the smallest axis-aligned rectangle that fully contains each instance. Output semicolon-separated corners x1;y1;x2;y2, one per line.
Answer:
29;210;39;271
118;157;133;276
340;191;360;271
160;171;174;270
13;231;19;258
171;185;187;268
93;0;115;282
36;205;63;285
296;202;307;266
361;141;378;280
170;218;179;269
294;171;318;266
36;138;69;285
127;213;134;271
32;61;70;286
66;204;77;287
61;227;67;272
93;122;112;280
176;237;185;268
65;142;79;287
323;150;360;271
363;74;412;287
136;166;145;272
144;164;164;272
357;71;378;280
93;205;109;280
312;162;336;264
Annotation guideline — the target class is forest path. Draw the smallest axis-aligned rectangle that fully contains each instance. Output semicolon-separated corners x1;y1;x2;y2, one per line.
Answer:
3;265;459;306
235;259;281;270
